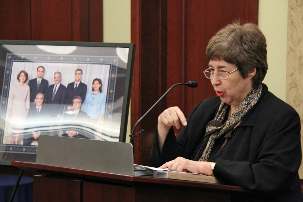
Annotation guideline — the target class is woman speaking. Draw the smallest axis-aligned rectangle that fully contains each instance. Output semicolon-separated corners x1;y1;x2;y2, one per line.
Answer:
157;23;302;202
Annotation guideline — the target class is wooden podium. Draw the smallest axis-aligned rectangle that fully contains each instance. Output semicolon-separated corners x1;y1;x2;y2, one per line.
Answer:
12;161;243;202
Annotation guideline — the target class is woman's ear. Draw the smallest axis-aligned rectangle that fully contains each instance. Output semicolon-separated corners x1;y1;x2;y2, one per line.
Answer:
247;68;256;79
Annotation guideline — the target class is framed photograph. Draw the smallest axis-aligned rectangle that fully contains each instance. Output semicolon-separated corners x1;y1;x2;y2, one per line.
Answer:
0;40;134;162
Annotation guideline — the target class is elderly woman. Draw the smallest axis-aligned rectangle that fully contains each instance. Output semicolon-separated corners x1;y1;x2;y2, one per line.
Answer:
157;23;302;202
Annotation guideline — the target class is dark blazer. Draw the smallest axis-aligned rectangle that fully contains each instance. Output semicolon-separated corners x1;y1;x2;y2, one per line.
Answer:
65;81;87;104
61;110;89;139
63;110;88;120
23;104;51;146
23;135;39;146
27;103;49;118
46;83;67;104
28;78;49;102
158;85;302;202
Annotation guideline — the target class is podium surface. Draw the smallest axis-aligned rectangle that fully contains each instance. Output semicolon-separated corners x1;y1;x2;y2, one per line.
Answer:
12;160;243;202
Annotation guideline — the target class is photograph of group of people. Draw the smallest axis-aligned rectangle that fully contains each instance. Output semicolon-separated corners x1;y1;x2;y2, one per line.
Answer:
2;62;112;146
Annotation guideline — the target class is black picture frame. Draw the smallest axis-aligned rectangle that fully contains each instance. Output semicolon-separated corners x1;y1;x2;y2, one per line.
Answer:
0;40;134;162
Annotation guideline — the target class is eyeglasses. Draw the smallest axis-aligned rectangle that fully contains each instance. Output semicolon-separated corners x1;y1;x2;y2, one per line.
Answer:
203;66;238;80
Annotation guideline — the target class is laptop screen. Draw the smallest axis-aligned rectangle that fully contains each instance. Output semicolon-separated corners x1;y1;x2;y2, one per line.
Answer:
0;41;134;162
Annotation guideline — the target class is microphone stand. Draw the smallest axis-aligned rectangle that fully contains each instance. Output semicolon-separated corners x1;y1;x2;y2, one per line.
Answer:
8;169;24;202
129;82;192;146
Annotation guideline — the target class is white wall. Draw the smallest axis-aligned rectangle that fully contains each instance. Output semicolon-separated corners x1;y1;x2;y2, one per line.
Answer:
258;0;288;100
103;0;130;43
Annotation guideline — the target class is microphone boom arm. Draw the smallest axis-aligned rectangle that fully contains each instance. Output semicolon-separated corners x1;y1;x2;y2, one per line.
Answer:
130;82;184;143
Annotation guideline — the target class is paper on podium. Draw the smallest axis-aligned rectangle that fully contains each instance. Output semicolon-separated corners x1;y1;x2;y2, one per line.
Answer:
134;164;168;172
133;164;168;176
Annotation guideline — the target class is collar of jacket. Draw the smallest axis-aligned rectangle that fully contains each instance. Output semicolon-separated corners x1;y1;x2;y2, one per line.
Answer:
235;84;268;127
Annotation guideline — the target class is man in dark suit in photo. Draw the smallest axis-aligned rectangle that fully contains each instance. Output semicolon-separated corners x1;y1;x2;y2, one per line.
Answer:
65;68;87;104
62;96;88;139
23;92;49;146
28;65;49;102
27;92;48;118
46;71;67;104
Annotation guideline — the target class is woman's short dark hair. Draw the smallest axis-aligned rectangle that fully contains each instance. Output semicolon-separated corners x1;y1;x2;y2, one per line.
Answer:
17;70;29;83
92;78;103;93
206;22;268;88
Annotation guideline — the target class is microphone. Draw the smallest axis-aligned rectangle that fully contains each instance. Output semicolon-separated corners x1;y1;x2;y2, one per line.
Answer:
184;80;198;88
130;80;198;145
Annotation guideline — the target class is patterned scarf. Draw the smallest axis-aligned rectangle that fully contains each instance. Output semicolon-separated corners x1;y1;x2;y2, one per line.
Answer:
199;84;263;161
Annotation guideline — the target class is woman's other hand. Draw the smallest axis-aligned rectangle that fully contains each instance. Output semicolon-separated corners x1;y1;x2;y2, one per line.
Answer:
160;157;214;176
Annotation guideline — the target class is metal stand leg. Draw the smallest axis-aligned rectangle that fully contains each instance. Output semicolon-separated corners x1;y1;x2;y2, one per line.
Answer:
8;169;24;202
